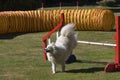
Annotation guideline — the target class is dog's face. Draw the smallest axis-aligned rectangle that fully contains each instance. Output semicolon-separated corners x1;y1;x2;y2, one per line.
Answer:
44;43;55;53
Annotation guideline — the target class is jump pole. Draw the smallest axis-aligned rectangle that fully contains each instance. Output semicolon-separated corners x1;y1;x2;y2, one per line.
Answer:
41;3;44;10
76;0;79;9
60;2;62;9
77;41;116;47
104;16;120;72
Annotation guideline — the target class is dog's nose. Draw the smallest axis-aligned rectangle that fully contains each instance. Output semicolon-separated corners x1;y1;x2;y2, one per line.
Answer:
44;48;47;51
44;48;50;52
44;48;47;50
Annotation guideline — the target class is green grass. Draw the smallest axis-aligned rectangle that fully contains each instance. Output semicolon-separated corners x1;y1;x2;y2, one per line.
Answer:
0;31;120;80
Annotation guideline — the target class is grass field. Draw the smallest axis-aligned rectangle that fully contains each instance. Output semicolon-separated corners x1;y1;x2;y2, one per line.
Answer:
0;30;120;80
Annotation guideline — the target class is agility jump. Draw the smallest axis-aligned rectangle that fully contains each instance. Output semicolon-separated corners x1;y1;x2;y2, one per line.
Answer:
42;12;120;72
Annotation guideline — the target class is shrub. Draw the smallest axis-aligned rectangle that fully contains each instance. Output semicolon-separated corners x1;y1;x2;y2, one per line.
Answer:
96;0;116;7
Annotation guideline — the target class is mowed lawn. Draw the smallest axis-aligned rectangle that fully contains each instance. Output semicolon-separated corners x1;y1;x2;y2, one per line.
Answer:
0;31;120;80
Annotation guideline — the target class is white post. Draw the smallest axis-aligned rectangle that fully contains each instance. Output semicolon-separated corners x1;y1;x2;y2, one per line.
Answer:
41;3;44;10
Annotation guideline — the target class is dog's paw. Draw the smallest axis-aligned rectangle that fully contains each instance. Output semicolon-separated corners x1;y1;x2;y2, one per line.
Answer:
52;70;56;74
52;72;56;74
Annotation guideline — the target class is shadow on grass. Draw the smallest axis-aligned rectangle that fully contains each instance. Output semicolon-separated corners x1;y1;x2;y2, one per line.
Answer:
75;60;108;65
66;59;107;73
0;33;28;39
66;67;104;73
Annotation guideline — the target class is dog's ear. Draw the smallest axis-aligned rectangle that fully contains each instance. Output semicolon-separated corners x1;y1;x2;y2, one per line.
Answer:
51;42;55;46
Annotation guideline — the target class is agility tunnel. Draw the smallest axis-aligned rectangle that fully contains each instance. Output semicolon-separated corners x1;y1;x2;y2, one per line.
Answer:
0;9;115;34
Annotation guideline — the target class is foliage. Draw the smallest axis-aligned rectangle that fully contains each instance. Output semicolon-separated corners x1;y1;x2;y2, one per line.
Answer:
96;0;120;6
0;0;42;11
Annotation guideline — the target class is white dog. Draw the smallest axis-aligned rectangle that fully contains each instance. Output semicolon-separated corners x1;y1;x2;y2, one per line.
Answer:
44;23;77;74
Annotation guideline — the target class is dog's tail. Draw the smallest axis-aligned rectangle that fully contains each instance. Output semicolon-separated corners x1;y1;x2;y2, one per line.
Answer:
60;23;76;38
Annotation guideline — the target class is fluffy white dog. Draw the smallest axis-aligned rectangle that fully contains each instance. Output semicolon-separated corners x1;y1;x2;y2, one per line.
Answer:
44;23;77;74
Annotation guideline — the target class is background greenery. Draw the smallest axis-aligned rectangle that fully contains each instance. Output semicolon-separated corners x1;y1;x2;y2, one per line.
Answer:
0;0;119;11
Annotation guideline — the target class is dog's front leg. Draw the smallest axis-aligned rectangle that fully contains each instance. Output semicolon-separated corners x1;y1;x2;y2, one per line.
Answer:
52;63;56;74
61;64;65;72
